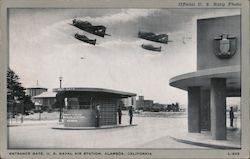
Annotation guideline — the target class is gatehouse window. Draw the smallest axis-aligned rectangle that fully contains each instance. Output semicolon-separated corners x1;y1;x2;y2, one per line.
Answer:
66;97;91;109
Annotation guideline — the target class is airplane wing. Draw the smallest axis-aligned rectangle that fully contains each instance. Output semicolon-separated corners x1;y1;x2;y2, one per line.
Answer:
83;26;107;37
91;26;106;33
139;32;169;44
151;34;169;43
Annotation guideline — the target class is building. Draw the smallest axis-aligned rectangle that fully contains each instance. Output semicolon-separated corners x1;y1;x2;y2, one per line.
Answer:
136;96;153;110
169;15;240;140
26;81;47;98
121;97;136;109
32;91;56;111
53;87;136;127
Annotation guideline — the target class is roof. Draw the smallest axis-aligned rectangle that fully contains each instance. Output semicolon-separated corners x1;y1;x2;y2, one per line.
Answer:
33;91;56;99
26;85;47;89
26;81;47;89
197;15;240;21
53;87;136;98
169;65;240;97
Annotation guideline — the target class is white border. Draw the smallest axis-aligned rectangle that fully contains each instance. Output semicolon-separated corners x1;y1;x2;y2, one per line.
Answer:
0;0;249;159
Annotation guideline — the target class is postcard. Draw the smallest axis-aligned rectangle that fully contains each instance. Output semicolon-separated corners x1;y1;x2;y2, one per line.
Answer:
0;0;249;158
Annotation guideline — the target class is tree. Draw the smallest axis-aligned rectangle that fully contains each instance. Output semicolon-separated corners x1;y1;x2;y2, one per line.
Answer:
7;68;34;115
23;94;35;112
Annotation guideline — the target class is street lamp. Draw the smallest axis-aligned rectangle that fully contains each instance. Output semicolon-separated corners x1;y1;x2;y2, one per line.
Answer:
59;76;63;122
59;76;62;88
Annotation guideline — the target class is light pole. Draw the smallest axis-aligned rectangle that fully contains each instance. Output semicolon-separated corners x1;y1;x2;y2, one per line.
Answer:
59;76;63;122
59;76;62;89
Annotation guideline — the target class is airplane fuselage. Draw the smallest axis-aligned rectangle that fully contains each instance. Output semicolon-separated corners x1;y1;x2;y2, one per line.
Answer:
74;33;96;45
141;44;161;52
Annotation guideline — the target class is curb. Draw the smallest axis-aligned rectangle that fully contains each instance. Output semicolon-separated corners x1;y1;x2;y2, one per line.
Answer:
169;136;241;149
52;124;137;130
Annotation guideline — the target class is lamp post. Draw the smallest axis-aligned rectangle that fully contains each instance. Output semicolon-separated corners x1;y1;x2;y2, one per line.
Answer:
59;76;63;122
59;76;62;88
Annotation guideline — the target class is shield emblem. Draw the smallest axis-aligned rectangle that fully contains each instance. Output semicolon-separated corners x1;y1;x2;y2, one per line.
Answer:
214;35;237;59
219;39;230;54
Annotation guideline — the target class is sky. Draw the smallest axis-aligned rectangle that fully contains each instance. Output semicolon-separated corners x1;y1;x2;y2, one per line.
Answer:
9;8;240;104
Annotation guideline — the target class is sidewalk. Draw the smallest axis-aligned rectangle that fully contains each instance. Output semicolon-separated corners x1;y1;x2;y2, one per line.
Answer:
169;127;241;149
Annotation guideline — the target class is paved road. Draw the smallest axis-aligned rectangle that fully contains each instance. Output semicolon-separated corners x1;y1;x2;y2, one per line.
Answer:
8;115;204;149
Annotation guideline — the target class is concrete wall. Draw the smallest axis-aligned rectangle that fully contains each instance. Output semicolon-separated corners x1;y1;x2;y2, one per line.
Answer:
197;15;240;70
95;98;118;126
200;89;210;131
63;98;119;127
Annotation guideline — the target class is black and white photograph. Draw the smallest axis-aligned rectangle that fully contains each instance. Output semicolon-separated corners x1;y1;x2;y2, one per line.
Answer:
1;0;249;159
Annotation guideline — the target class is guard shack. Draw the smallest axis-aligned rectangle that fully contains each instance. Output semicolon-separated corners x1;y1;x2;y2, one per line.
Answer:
53;87;136;127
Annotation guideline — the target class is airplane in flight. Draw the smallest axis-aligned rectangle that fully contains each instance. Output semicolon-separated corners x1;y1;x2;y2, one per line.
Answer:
71;19;110;37
138;31;172;44
74;33;96;45
141;44;161;52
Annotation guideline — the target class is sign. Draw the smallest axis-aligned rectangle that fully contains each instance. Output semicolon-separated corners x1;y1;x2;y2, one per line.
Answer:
63;114;85;119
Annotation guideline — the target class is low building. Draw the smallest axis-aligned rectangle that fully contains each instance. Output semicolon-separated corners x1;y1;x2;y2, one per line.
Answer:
33;91;56;111
26;81;47;100
53;87;136;127
121;97;136;109
136;96;153;111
